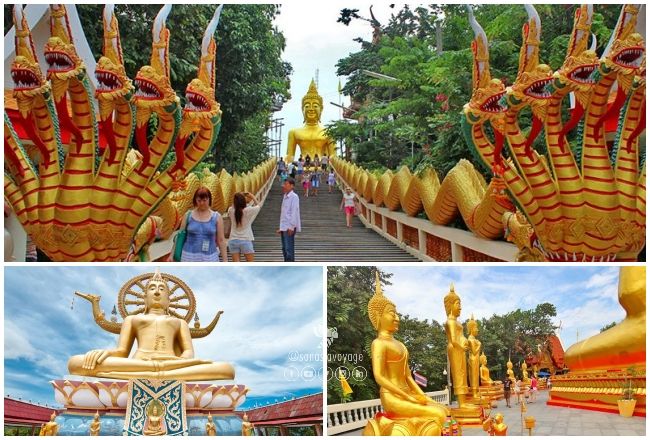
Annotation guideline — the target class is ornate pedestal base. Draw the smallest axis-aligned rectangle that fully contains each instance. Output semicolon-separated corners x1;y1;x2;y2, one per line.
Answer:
449;405;484;427
124;379;188;436
362;414;442;436
547;370;646;417
475;383;504;406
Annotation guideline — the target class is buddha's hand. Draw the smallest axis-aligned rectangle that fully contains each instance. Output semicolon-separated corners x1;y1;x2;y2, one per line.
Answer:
414;394;431;404
82;349;111;370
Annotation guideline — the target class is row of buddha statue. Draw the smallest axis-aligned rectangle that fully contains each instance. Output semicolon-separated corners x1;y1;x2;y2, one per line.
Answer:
39;411;253;436
364;273;503;435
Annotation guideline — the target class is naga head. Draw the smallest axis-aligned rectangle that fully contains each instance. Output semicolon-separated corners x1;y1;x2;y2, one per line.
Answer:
95;5;133;120
134;5;178;126
182;5;223;125
10;5;49;111
508;5;553;119
44;5;85;101
464;6;506;123
601;5;645;92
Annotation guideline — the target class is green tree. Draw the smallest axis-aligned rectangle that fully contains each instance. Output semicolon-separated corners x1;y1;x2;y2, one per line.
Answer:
599;321;617;333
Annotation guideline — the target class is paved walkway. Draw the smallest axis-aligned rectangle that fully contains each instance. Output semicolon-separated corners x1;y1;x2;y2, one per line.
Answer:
250;178;419;262
337;391;645;436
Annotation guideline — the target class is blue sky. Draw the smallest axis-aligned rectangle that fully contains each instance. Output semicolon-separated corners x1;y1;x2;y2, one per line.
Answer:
274;1;409;159
374;265;634;352
4;266;323;409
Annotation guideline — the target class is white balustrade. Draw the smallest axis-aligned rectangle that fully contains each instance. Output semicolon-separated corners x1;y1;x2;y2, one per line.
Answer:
327;389;450;435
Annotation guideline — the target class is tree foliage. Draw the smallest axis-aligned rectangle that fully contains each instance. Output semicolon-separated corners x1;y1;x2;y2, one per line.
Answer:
5;4;292;173
327;267;558;404
330;4;622;179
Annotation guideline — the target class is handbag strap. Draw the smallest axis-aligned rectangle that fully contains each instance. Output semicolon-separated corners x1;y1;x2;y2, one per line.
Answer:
184;211;191;230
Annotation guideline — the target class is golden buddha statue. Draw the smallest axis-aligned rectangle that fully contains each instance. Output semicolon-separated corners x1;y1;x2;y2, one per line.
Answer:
241;413;254;436
564;266;645;371
206;413;217;436
466;315;481;398
67;269;235;381
521;360;530;383
143;400;166;436
444;284;477;408
480;353;493;386
506;359;515;381
285;80;336;163
492;413;507;436
363;272;448;436
89;411;101;436
39;412;58;436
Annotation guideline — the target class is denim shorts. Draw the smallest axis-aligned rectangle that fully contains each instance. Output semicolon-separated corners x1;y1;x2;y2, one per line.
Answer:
228;239;254;254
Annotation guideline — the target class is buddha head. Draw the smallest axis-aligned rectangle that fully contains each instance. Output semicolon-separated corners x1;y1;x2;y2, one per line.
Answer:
207;413;213;423
368;271;398;332
243;413;249;422
302;80;323;124
480;352;488;366
507;359;513;369
144;269;170;313
619;266;645;316
94;411;99;421
443;283;461;318
494;413;504;424
467;314;478;336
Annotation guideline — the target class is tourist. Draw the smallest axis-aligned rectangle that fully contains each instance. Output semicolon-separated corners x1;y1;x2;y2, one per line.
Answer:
503;376;512;408
514;379;521;404
297;157;304;181
321;154;329;171
305;154;311;167
340;187;358;228
547;377;552;390
302;171;311;197
314;154;321;169
311;167;321;196
227;192;261;262
277;158;286;182
530;375;538;403
179;187;227;262
277;178;301;262
288;161;296;179
327;170;336;193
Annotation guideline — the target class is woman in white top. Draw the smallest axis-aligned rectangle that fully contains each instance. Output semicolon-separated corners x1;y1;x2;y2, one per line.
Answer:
227;192;261;262
339;187;358;228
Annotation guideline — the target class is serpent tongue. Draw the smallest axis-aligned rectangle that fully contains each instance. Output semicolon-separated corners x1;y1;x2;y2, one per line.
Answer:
55;94;83;154
99;118;118;165
170;135;189;174
492;129;505;175
626;98;645;154
558;101;584;150
135;124;151;171
524;116;544;159
595;86;627;143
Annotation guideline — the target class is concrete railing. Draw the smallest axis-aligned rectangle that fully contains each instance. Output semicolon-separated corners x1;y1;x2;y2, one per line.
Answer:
333;169;518;262
327;389;450;435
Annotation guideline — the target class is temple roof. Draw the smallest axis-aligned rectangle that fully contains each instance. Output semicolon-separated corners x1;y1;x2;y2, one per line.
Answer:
4;397;59;425
526;335;566;370
241;393;322;423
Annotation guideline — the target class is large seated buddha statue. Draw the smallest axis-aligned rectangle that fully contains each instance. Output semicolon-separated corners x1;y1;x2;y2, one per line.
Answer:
285;80;336;163
564;266;645;371
363;272;448;436
68;269;234;381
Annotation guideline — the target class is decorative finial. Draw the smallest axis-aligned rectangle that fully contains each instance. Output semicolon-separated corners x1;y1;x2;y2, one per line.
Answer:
194;312;201;329
111;305;117;323
151;268;164;283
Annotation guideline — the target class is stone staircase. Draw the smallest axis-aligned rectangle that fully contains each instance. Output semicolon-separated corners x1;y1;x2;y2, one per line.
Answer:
249;178;419;262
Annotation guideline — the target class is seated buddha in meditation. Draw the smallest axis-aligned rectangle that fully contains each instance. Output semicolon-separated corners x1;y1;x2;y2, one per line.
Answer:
68;270;234;381
365;272;448;435
480;353;493;386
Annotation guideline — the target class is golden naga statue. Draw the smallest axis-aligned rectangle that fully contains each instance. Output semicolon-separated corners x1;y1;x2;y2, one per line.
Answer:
89;412;101;436
143;400;166;436
364;272;448;436
68;269;234;381
241;413;254;436
506;358;515;382
479;353;493;386
466;315;481;398
285;80;336;162
564;266;645;371
39;412;59;436
206;413;217;436
4;5;223;261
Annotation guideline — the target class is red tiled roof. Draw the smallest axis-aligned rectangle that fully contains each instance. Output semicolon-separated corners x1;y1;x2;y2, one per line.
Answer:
4;398;59;424
241;393;322;423
526;335;565;370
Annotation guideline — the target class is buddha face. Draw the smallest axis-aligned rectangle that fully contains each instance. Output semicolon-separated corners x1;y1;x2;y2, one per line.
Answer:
152;406;158;416
302;98;322;123
468;322;478;336
452;299;461;317
378;303;399;333
144;279;170;312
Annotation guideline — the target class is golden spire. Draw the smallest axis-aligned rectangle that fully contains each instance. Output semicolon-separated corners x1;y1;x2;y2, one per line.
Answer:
151;268;164;283
367;271;393;330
